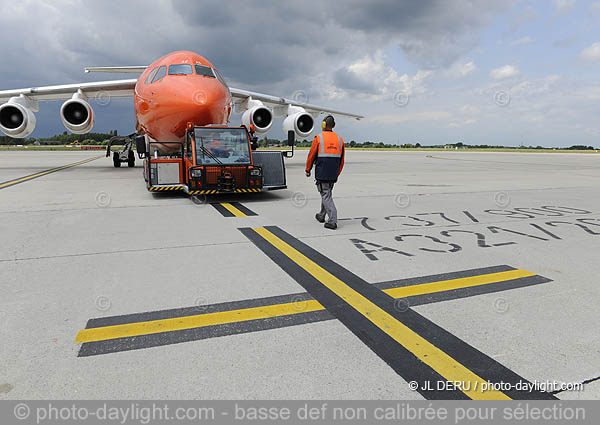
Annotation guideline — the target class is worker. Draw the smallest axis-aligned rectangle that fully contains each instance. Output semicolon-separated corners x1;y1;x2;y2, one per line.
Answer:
305;115;345;230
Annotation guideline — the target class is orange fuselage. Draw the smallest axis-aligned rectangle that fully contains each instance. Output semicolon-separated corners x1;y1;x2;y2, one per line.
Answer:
134;51;232;152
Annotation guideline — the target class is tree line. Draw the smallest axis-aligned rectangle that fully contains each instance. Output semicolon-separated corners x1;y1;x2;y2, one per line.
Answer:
0;130;118;145
1;132;596;150
263;137;420;149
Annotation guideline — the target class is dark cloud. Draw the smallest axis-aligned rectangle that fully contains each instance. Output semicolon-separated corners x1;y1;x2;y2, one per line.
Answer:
333;67;379;94
330;0;512;68
0;0;510;137
173;0;236;28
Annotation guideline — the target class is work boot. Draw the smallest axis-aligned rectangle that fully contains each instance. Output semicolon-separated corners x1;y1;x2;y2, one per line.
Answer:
324;222;337;230
315;213;325;223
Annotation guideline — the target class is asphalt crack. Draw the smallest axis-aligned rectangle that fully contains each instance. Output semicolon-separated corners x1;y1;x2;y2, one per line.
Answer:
550;375;600;395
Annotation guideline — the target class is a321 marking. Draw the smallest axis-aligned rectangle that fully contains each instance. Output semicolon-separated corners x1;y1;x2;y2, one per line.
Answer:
351;217;600;261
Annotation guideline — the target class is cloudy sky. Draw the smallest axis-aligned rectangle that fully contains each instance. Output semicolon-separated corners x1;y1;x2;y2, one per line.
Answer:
1;0;599;147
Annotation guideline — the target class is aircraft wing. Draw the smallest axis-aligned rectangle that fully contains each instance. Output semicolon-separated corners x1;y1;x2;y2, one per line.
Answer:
84;66;147;74
0;79;138;102
0;80;362;119
229;87;363;120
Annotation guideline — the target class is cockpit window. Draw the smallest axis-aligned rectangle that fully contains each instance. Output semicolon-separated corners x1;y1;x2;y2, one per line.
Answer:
213;68;228;87
144;67;158;84
168;64;193;75
151;65;167;83
195;64;216;78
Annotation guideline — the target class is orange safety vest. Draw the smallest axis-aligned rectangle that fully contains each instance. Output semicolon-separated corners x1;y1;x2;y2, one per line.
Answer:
317;131;343;157
313;131;344;182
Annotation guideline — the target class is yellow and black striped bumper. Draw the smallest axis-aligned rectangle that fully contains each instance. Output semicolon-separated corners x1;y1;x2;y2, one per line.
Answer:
189;188;262;195
148;186;184;192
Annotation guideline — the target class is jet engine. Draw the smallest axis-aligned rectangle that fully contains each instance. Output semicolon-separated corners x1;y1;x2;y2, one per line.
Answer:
61;91;94;134
0;96;37;138
241;98;273;134
282;105;314;139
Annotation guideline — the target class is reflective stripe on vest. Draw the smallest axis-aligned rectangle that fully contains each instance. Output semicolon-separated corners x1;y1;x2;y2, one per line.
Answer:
318;132;342;158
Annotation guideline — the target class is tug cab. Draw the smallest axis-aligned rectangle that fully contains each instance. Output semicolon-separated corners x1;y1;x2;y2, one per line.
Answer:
140;124;288;195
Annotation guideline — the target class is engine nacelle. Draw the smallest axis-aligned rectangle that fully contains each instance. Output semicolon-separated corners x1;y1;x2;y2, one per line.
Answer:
282;106;314;139
0;96;37;138
241;99;272;134
61;91;94;134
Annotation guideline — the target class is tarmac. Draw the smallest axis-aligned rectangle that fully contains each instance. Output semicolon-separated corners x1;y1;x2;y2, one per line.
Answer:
0;149;598;400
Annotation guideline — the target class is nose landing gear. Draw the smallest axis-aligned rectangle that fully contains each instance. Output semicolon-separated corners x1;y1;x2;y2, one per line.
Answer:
107;134;137;168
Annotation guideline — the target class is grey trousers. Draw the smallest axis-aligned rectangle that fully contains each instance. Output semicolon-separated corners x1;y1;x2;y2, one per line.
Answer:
317;181;337;225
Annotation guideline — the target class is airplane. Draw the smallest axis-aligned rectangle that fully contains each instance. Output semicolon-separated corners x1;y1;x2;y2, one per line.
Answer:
0;51;363;195
0;51;362;194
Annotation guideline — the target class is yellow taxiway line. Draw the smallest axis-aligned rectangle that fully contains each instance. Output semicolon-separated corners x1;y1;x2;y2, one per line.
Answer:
219;202;248;217
251;227;511;400
0;156;102;190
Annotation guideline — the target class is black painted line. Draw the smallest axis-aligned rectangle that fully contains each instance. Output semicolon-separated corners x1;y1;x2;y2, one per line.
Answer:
85;291;317;329
78;269;551;359
0;156;101;190
374;265;516;290
82;265;528;329
399;274;550;307
255;226;556;400
230;202;258;216
529;223;562;240
241;226;467;399
78;275;548;357
463;211;479;222
78;309;332;357
210;203;235;217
